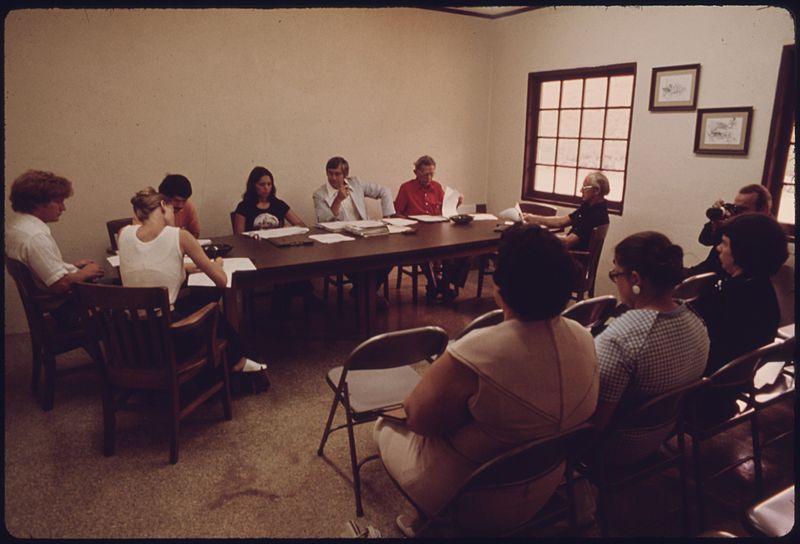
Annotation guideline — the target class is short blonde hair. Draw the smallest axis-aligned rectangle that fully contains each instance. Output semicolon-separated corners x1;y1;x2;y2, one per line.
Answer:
585;171;610;197
130;187;167;222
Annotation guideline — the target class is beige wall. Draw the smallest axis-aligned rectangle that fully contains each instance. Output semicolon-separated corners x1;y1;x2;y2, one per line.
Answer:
4;6;794;334
4;8;492;333
486;5;794;298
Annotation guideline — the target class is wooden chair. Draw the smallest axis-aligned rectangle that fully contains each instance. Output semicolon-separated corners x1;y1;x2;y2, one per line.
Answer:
684;338;794;530
106;217;133;254
389;423;596;538
519;201;559;217
578;377;708;536
561;295;618;333
570;223;609;300
5;256;91;411
316;326;449;516
75;283;233;464
673;272;717;303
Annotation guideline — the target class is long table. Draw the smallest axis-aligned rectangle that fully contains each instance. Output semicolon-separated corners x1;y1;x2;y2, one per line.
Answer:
217;220;504;336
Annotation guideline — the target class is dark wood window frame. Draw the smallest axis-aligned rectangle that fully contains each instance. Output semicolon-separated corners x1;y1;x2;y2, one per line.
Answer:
761;43;795;234
521;63;637;215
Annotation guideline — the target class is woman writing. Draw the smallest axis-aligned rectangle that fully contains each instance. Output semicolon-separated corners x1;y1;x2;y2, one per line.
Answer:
118;187;265;372
374;224;599;536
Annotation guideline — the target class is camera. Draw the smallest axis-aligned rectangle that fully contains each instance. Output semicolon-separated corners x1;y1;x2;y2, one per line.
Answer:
705;203;741;221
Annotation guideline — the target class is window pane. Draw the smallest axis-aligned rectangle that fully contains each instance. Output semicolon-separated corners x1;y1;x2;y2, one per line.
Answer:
605;170;625;202
540;81;561;109
562;79;584;108
602;140;628;171
559;109;581;137
557;138;579;167
555;167;577;195
605;108;630;139
584;77;608;107
581;109;605;138
608;75;634;106
534;165;555;192
536;137;556;164
538;110;558;137
777;183;795;224
578;139;602;168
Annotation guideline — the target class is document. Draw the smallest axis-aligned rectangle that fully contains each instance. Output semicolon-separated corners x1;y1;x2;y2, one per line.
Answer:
198;239;212;246
385;225;412;234
187;257;256;288
497;203;523;222
470;213;499;221
243;226;310;240
442;186;461;218
309;233;356;244
409;215;449;223
382;217;417;227
318;220;385;232
107;255;193;268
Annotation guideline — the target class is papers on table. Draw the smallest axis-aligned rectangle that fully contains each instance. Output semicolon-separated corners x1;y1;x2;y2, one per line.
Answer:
382;217;417;227
188;257;256;288
469;213;499;221
442;186;461;218
386;225;412;234
107;255;193;268
317;220;385;233
409;215;449;223
497;203;523;222
309;233;356;244
243;226;310;240
198;239;212;246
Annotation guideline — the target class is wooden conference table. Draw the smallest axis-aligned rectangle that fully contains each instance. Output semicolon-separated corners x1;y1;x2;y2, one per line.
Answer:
216;220;504;336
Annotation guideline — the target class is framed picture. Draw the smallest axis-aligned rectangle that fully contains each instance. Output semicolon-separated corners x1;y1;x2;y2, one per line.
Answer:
649;64;700;111
694;107;754;155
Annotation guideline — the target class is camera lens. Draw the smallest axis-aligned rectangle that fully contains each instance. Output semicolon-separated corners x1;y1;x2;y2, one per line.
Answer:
706;207;725;220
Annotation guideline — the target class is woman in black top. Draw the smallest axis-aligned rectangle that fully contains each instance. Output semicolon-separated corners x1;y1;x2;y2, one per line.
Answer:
691;213;788;376
233;167;306;234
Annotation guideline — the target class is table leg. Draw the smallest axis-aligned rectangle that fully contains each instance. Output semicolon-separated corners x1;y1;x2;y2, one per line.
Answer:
354;270;377;337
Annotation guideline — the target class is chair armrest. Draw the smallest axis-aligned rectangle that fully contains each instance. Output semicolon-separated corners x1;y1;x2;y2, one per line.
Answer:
170;302;218;333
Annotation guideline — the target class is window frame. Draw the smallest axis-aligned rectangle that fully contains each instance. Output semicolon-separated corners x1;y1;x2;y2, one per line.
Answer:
521;62;637;215
761;44;795;236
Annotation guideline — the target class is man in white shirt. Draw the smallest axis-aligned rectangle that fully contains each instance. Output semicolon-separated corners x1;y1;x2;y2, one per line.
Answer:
6;170;104;328
311;157;395;306
312;156;395;222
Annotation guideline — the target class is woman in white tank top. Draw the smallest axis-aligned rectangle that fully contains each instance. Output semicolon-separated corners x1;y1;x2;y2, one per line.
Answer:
118;187;265;373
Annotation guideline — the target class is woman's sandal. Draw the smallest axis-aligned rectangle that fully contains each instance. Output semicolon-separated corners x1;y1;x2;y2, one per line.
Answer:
231;358;270;394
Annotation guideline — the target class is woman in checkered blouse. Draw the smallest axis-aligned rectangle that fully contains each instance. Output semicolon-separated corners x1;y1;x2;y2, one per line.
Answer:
592;231;710;464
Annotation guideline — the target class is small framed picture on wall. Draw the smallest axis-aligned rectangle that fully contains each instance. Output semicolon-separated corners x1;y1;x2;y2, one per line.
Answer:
649;64;701;111
693;107;753;155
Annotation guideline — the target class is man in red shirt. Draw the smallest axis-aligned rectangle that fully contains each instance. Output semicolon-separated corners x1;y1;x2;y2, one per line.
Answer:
395;156;467;302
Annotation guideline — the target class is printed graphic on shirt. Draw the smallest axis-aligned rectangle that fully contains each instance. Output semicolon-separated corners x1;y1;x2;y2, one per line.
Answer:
253;212;281;229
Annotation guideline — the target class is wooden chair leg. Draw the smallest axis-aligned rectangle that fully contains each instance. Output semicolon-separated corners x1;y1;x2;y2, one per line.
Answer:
30;340;42;393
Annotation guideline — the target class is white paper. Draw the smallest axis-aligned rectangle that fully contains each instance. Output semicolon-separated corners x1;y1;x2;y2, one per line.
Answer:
107;255;193;268
187;257;256;288
498;205;523;222
382;217;417;227
409;214;449;223
198;239;212;246
243;226;309;240
442;186;461;218
470;213;498;221
309;233;356;244
386;225;412;234
318;220;385;232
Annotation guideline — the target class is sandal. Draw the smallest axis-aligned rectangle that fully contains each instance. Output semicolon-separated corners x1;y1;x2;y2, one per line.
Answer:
395;514;417;538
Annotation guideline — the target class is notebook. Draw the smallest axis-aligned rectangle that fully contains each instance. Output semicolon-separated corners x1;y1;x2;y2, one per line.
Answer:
269;235;314;247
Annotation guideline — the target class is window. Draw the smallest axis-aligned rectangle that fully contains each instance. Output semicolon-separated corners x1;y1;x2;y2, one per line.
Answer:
522;63;636;214
762;44;795;229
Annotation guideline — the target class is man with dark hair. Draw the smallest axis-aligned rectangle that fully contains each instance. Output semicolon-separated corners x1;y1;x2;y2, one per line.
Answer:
6;169;104;328
158;174;201;238
686;184;773;276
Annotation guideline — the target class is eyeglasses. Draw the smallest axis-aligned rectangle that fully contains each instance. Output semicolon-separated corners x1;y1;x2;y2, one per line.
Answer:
580;185;598;192
608;269;630;283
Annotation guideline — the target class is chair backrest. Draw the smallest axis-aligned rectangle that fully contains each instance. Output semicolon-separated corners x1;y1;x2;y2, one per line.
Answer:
5;255;67;339
709;338;795;392
230;211;237;234
571;222;609;299
346;326;449;372
456;203;488;214
454;309;504;340
75;283;216;385
611;377;708;433
519;201;559;216
106;218;133;253
673;272;718;303
561;295;618;330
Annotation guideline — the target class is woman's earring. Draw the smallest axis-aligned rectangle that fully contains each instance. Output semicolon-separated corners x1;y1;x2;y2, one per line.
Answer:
632;284;641;295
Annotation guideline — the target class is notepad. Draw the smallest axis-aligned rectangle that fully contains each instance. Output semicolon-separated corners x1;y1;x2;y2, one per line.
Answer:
187;258;256;288
243;226;309;240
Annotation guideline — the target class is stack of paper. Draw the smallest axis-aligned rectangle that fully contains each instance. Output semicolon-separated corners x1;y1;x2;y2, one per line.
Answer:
243;226;309;239
317;220;386;233
409;215;449;223
343;223;390;237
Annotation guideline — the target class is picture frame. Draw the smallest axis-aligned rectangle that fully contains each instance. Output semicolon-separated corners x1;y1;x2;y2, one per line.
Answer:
649;64;700;111
693;107;754;155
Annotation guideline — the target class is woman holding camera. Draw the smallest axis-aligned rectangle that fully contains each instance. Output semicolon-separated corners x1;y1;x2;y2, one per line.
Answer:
691;213;788;376
119;187;265;373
